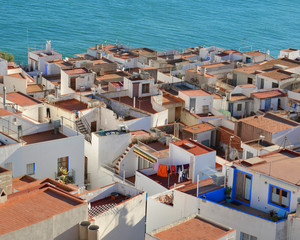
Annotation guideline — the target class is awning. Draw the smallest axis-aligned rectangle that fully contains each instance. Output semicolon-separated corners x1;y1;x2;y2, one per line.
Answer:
133;147;157;163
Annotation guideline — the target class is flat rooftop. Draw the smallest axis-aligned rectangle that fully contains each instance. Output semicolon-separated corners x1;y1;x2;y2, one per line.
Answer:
172;139;214;156
251;90;286;99
238;149;300;186
54;99;88;112
63;68;89;75
112;96;157;114
141;172;190;189
22;130;67;144
244;139;274;150
154;216;233;240
179;178;223;197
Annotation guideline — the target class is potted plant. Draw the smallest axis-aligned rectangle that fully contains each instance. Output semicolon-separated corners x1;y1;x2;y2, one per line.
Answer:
225;186;232;203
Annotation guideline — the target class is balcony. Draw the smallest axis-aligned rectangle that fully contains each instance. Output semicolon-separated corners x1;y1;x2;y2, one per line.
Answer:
199;188;287;222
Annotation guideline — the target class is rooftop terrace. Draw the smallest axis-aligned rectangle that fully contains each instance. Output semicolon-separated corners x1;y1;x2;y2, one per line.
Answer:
22;130;67;144
54;99;88;112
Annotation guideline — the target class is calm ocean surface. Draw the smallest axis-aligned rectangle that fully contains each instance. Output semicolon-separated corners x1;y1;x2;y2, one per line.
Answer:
0;0;299;64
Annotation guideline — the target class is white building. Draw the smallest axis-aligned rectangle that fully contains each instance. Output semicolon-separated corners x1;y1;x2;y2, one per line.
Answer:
28;40;62;75
278;48;300;60
79;182;146;240
0;111;85;186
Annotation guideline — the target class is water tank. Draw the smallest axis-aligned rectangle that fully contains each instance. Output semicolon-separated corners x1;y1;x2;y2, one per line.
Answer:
79;221;91;240
88;225;99;240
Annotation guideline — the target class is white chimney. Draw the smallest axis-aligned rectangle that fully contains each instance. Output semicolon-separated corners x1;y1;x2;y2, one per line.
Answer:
200;67;206;76
46;40;52;54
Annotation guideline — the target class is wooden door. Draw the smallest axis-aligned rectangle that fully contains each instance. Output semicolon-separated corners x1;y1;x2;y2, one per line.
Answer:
70;78;76;90
91;121;97;132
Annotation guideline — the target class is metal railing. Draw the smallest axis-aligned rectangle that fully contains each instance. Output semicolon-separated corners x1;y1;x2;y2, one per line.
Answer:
100;163;135;187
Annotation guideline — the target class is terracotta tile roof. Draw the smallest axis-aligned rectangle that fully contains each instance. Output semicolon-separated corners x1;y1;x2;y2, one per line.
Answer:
244;50;265;56
230;94;249;101
234;58;300;75
258;69;294;81
162;91;184;105
6;73;26;79
0;108;13;117
237;149;300;186
237;113;298;133
54;99;88;112
238;84;256;88
111;96;157;114
171;139;214;156
154;216;232;240
12;175;37;190
183;122;216;134
251;90;286;99
63;68;89;75
179;88;212;97
281;48;298;53
1;92;41;107
0;184;86;235
27;84;44;93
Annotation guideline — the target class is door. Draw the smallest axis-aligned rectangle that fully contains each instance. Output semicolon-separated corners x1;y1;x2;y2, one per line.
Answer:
84;157;88;182
175;107;181;120
133;83;139;97
235;170;252;204
265;98;271;112
70;78;76;90
91;121;97;132
260;78;264;89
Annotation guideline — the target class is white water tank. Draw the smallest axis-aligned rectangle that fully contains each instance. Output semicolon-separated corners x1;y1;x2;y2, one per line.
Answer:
79;221;91;240
88;225;99;240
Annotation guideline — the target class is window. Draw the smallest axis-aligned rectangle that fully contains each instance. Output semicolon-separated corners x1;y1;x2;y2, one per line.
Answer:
4;162;12;171
26;163;35;175
247;78;253;84
142;83;150;94
246;57;251;63
272;82;279;88
246;151;253;159
202;105;209;114
260;78;264;89
237;103;242;111
58;156;69;172
240;232;257;240
269;185;290;209
138;156;153;170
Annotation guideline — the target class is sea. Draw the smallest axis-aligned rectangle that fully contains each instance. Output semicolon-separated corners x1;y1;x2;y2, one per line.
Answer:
0;0;299;64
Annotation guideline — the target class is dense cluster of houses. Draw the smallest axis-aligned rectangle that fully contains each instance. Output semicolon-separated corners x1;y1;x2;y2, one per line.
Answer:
0;41;300;239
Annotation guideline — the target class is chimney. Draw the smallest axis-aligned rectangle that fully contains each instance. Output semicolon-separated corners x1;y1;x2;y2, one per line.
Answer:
95;44;98;50
296;198;300;218
46;40;52;54
55;85;59;98
194;65;197;72
3;87;7;110
200;67;206;76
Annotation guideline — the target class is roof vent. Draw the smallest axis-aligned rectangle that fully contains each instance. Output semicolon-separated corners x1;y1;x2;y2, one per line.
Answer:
273;64;288;70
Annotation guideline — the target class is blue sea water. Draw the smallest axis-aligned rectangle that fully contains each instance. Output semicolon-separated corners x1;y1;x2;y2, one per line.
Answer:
0;0;299;64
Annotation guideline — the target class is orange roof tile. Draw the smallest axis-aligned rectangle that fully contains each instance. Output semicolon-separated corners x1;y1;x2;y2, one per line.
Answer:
258;69;294;81
238;84;256;88
0;185;86;235
183;123;216;134
63;68;89;75
0;108;13;117
172;139;214;156
179;88;212;97
237;113;298;133
6;73;26;79
1;92;41;107
244;50;265;56
154;216;232;240
162;91;184;105
27;84;44;93
251;90;286;99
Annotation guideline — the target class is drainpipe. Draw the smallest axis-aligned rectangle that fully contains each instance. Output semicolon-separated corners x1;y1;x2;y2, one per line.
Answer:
196;174;199;197
3;87;7;110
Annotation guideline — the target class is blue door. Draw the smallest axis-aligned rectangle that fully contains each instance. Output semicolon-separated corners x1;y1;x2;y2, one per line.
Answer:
265;99;271;112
